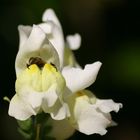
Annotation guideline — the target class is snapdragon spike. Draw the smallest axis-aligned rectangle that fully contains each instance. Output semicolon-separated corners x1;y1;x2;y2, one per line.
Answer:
6;8;122;140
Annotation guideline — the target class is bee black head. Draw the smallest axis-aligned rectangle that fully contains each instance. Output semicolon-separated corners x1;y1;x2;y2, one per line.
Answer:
27;57;46;69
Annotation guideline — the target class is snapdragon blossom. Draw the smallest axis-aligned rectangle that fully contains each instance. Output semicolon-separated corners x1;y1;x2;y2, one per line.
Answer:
9;25;69;121
8;8;122;140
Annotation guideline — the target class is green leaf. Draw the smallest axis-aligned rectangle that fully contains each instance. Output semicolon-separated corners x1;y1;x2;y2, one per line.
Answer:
17;113;55;140
17;117;33;132
18;128;33;140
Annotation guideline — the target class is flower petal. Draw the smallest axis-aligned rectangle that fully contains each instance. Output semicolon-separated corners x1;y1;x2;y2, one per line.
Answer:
21;25;47;52
95;99;123;113
18;25;32;48
50;25;64;68
16;64;42;92
15;25;60;74
19;88;43;113
76;104;110;135
41;64;66;93
42;8;61;28
69;94;110;135
42;8;64;68
50;101;70;120
8;94;36;121
62;61;102;93
66;33;81;50
38;22;53;34
48;118;75;140
66;90;115;135
43;87;58;108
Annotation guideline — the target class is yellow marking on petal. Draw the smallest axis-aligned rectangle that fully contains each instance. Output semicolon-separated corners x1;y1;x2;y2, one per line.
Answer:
76;91;85;97
44;63;57;73
76;91;89;102
76;90;96;104
27;64;40;73
42;64;65;92
16;63;65;95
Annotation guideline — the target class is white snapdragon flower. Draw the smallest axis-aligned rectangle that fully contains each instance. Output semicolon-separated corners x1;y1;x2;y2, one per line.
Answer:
8;8;122;140
65;90;122;135
9;25;69;121
60;61;122;135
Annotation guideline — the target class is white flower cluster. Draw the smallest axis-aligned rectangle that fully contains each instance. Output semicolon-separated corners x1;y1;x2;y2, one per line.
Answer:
8;8;122;139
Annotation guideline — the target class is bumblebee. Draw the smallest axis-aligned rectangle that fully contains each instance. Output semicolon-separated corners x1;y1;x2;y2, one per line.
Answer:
27;57;46;69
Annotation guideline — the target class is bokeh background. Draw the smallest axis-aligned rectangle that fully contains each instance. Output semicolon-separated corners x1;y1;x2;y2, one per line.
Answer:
0;0;140;140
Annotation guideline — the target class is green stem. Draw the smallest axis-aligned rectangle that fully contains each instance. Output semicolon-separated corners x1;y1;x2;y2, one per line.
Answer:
35;124;41;140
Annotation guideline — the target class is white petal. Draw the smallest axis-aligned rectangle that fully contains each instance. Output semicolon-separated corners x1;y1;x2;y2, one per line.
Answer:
66;91;112;135
50;101;70;120
15;25;60;74
62;61;102;93
8;94;36;121
48;118;75;140
42;9;64;68
19;88;44;112
70;97;110;135
49;25;64;68
76;104;110;135
95;99;123;113
38;22;53;34
42;8;61;28
16;25;46;74
39;42;60;70
43;88;58;108
18;25;32;48
20;25;46;52
66;33;81;50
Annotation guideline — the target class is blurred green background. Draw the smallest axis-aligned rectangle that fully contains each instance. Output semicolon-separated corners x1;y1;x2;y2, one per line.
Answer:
0;0;140;139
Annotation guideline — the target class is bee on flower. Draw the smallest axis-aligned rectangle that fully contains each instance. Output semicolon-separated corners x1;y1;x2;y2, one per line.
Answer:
7;8;122;140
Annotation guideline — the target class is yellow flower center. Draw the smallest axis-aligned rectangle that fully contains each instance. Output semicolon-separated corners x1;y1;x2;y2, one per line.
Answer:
16;63;65;93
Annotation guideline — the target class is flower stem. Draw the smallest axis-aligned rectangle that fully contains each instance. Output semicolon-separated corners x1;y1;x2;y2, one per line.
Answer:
35;124;41;140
